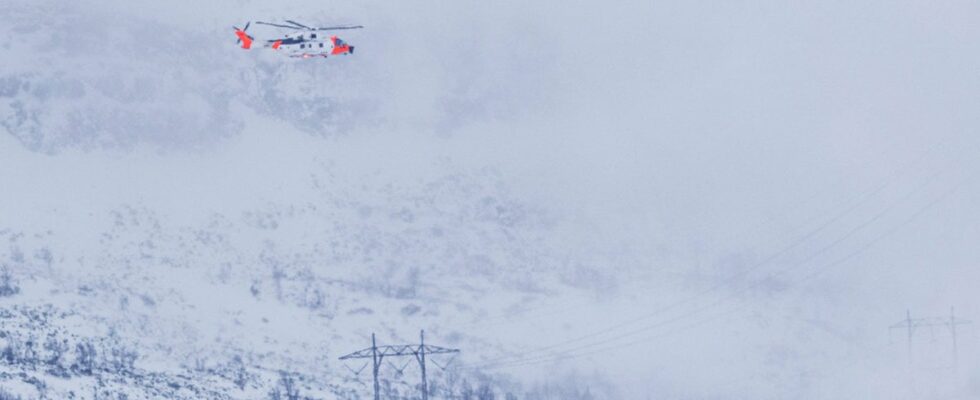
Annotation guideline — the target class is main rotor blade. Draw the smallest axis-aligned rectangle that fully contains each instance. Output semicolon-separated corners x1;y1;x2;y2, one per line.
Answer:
255;21;302;29
285;20;313;30
313;25;364;31
244;21;250;31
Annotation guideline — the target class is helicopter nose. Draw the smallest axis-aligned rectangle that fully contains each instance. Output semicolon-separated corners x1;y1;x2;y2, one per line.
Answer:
349;46;355;54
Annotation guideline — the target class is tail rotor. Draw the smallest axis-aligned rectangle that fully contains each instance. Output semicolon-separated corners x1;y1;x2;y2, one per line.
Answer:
233;22;254;49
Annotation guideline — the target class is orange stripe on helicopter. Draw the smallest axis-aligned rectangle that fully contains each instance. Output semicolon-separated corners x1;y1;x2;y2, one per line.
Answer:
330;36;349;55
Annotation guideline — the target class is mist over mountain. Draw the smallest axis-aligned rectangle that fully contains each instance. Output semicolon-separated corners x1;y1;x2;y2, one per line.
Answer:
2;1;980;399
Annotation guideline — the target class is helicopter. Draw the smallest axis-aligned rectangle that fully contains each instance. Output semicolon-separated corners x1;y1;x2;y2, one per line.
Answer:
233;20;363;59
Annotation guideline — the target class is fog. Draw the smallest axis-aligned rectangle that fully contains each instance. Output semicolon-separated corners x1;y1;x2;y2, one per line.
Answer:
1;0;979;399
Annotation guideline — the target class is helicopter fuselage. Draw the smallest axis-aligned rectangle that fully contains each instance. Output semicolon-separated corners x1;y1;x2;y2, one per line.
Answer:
266;32;354;58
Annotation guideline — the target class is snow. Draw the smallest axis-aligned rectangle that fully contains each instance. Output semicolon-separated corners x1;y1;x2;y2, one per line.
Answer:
3;0;980;399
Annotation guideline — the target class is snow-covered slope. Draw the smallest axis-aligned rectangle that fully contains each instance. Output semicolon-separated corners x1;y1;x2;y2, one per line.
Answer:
0;103;623;398
0;2;620;398
4;0;980;399
0;0;553;152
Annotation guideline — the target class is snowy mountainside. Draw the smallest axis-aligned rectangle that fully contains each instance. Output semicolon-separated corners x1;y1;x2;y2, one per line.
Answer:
3;0;979;398
0;2;241;152
0;0;552;153
0;137;623;398
0;1;612;398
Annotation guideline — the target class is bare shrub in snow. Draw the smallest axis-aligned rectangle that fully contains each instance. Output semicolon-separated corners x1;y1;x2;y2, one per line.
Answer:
0;266;19;297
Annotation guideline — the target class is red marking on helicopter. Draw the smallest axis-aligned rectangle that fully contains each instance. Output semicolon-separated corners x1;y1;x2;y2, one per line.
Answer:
233;23;254;49
233;20;362;59
330;36;353;55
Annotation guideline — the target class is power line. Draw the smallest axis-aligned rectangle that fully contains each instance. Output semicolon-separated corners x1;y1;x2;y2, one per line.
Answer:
477;167;973;370
476;166;946;368
460;141;950;364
